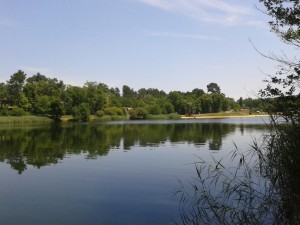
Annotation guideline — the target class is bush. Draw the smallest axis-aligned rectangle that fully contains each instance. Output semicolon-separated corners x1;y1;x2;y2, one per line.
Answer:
10;107;29;116
163;102;175;114
103;107;124;116
72;103;90;122
95;110;105;117
167;113;181;119
129;107;148;120
50;100;64;121
0;109;9;116
146;104;161;115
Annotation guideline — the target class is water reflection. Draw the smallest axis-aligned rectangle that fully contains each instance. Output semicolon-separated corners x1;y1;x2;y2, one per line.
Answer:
0;121;266;174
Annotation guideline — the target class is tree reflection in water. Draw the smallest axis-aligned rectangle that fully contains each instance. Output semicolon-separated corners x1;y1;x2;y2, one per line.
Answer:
0;122;264;174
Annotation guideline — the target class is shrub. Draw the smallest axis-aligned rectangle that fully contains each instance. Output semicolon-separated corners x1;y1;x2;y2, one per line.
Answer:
146;104;161;115
0;109;9;116
163;102;175;114
72;103;90;121
50;100;64;121
103;107;124;116
0;108;29;116
95;110;105;117
167;113;181;119
129;107;148;120
10;107;29;116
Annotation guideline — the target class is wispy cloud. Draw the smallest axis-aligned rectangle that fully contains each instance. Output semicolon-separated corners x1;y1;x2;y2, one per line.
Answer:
136;0;251;26
144;30;223;41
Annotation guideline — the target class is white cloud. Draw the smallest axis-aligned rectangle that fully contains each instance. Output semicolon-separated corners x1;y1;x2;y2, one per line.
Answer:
136;0;251;26
144;30;223;41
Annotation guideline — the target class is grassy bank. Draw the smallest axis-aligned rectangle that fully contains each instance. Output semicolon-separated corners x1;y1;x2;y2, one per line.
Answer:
182;111;268;119
0;116;53;125
61;113;181;122
146;113;181;120
91;115;130;122
0;112;268;125
61;115;130;122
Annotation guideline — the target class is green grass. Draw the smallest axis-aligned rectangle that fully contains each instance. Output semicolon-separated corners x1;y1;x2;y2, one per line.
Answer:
91;115;130;122
0;116;53;124
146;113;181;120
185;111;267;118
62;114;181;122
61;115;130;122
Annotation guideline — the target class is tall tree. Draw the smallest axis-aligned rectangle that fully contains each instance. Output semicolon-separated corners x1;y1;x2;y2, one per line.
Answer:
200;94;213;113
6;70;26;105
122;85;138;107
192;88;205;98
122;85;137;98
207;83;221;94
0;83;8;108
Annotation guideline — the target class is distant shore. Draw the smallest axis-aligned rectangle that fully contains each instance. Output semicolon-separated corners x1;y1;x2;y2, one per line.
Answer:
0;113;270;125
181;114;269;119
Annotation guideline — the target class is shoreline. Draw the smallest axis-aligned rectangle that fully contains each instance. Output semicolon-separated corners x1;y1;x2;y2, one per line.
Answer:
0;114;270;125
181;114;270;119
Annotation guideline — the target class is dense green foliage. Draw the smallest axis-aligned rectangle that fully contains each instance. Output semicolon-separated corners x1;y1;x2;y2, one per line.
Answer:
0;72;242;121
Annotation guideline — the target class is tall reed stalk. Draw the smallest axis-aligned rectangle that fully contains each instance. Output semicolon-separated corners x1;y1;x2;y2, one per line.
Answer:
0;116;53;125
175;119;300;225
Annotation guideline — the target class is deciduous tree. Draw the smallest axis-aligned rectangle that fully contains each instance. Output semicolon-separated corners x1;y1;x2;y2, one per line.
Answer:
7;70;26;105
207;82;221;94
259;0;300;45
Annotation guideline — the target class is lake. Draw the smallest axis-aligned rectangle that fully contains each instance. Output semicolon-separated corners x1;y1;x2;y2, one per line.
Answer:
0;117;269;225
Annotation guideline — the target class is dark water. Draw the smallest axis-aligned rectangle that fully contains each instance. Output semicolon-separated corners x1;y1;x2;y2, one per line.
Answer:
0;117;268;225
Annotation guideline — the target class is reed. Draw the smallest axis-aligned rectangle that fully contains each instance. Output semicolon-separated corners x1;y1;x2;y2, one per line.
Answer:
146;113;181;120
175;121;300;225
0;116;53;124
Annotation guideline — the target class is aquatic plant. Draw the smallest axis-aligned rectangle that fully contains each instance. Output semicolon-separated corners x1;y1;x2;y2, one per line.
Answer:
175;114;300;225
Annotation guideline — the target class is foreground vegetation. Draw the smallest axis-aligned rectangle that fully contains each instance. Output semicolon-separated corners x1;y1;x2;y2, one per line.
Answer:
176;1;300;224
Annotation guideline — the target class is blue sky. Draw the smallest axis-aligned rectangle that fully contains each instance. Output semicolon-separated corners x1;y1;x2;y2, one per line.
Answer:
0;0;296;99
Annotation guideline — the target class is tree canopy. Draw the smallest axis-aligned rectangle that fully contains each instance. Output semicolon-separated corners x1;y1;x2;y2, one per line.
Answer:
207;82;221;94
259;0;300;45
0;73;241;120
259;0;300;123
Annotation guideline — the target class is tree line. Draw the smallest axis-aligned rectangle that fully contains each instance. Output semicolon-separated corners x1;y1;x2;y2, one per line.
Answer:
0;71;260;121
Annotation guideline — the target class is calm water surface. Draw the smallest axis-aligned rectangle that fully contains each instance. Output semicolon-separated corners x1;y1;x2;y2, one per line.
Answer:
0;117;269;225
